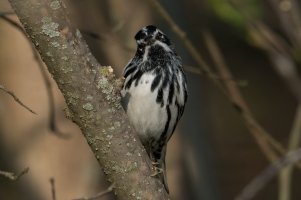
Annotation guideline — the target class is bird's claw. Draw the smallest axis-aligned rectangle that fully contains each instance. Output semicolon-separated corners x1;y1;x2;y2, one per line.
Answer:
150;165;163;177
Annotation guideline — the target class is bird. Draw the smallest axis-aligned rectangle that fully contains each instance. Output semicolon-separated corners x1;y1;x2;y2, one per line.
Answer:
120;25;187;193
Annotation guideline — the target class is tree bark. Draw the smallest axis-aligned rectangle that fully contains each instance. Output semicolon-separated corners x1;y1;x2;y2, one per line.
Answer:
8;0;169;199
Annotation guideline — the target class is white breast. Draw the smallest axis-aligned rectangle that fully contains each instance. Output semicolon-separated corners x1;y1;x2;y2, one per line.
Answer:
122;73;167;142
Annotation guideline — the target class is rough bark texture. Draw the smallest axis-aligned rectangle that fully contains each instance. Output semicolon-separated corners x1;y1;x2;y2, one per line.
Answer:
8;0;169;199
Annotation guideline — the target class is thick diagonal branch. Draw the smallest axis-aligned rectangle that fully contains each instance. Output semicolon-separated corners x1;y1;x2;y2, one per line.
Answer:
8;0;169;199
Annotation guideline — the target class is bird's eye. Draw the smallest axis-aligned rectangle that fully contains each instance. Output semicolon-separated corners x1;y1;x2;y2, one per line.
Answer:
135;30;147;41
156;32;164;40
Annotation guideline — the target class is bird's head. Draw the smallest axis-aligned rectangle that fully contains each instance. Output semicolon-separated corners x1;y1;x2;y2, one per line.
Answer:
134;25;171;47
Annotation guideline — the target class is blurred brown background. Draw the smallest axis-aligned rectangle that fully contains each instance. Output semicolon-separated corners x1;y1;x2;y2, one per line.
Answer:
1;0;301;199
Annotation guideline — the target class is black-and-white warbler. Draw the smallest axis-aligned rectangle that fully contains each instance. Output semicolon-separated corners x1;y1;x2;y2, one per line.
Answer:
121;25;188;193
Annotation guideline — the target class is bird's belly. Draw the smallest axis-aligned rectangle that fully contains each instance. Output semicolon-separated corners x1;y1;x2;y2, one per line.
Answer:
126;83;167;142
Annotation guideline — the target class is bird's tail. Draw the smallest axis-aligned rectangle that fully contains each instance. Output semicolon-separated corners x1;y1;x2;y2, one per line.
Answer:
150;146;169;193
158;159;169;193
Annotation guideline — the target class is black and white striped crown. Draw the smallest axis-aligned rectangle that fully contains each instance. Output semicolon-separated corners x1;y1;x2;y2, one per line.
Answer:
134;25;171;46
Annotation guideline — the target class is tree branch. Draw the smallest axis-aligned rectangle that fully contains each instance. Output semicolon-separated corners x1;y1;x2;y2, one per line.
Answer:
203;32;279;163
0;84;36;114
8;0;168;199
235;148;301;200
49;178;56;200
0;167;29;181
279;104;301;200
0;12;69;138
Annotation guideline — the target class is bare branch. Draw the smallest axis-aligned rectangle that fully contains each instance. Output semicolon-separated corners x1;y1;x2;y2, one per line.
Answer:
203;32;281;163
266;0;301;46
34;52;70;139
203;32;301;171
279;103;301;200
0;12;69;138
226;3;301;199
0;11;15;16
0;167;29;181
0;84;36;114
80;30;135;53
49;178;56;200
248;21;301;100
235;148;301;200
0;13;24;32
184;65;248;87
72;184;114;200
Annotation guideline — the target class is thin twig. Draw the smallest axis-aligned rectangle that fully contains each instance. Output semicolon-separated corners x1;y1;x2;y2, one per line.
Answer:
248;22;301;100
34;51;70;139
266;0;301;46
219;3;301;198
203;32;301;169
184;65;248;86
279;103;301;200
203;32;279;163
0;13;23;32
0;167;29;181
50;178;56;200
72;183;115;200
0;13;69;138
80;29;135;53
229;4;301;199
0;11;15;16
0;85;36;114
235;148;301;200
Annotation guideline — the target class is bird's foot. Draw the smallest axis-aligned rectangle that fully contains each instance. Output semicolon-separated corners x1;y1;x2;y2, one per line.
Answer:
151;161;160;166
150;165;163;177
